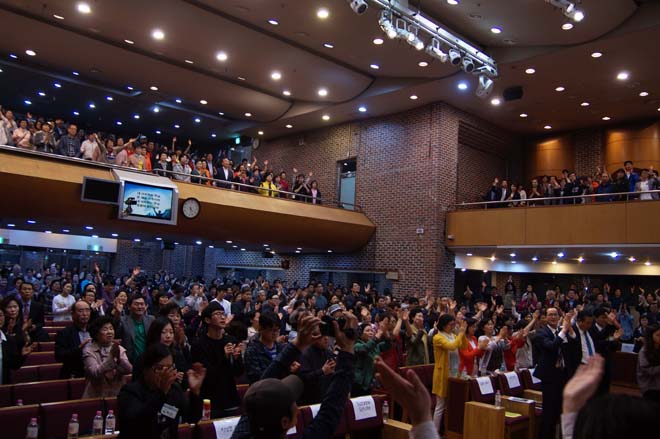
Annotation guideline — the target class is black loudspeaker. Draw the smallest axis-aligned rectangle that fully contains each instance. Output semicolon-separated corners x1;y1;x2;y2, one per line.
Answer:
281;260;290;270
503;86;524;101
161;241;175;250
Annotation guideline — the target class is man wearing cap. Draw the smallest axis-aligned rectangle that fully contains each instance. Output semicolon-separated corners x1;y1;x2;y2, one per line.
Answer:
191;301;244;418
232;312;357;439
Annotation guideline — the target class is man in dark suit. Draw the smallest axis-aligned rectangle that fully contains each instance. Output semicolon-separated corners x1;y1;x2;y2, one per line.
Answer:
54;300;91;378
16;282;50;342
217;157;234;189
533;308;576;439
566;309;596;378
590;306;621;396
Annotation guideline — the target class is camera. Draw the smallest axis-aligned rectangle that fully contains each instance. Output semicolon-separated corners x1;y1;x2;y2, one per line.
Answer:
347;0;368;15
320;315;356;339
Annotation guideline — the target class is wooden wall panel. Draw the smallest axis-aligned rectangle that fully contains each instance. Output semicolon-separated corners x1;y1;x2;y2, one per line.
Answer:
447;209;525;246
525;135;575;182
605;121;660;173
626;202;660;243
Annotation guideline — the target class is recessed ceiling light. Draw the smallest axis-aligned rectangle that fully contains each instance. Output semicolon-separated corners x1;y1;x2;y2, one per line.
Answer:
544;125;552;129
155;130;161;134
418;61;428;67
285;124;293;129
322;114;330;121
271;71;282;80
38;91;46;97
244;112;252;117
466;253;473;256
116;121;122;126
490;27;502;34
24;100;32;105
72;111;79;116
525;68;536;74
617;71;629;81
133;238;140;242
72;71;79;76
323;43;334;49
133;114;140;119
282;90;291;96
490;98;501;106
192;117;200;123
557;252;565;258
218;112;225;116
184;59;194;64
555;86;565;92
317;8;330;19
27;220;36;224
77;2;91;14
200;99;208;105
317;88;328;97
268;19;279;25
410;94;418;100
511;261;517;264
457;81;469;90
175;98;182;103
561;23;573;30
509;253;516;257
88;103;96;109
124;39;134;45
152;29;165;40
25;49;36;56
105;96;113;101
258;131;264;135
155;237;162;241
126;86;133;90
447;0;459;5
153;106;160;113
358;106;367;113
520;113;528;118
327;250;333;253
174;124;180;128
639;91;649;97
237;76;246;81
9;54;18;59
489;256;496;262
149;85;158;91
91;234;99;238
62;229;70;233
211;133;217;138
53;82;62;88
645;261;652;266
195;240;202;245
216;51;228;61
295;250;301;254
580;102;590;107
240;248;246;251
85;225;94;230
602;116;611;121
577;256;584;263
373;38;384;45
53;14;64;20
591;52;603;58
370;64;380;70
609;252;618;258
532;256;539;262
628;256;636;262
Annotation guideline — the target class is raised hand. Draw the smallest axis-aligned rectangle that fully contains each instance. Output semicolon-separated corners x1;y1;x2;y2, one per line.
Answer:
374;357;431;425
563;355;604;414
187;362;207;396
293;315;321;350
289;361;301;374
322;359;336;375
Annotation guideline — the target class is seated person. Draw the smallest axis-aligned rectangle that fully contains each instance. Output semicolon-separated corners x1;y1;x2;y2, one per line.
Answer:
117;343;206;438
82;316;132;398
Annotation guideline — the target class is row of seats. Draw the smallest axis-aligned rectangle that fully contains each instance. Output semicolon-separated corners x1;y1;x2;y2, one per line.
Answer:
10;363;62;384
1;377;94;407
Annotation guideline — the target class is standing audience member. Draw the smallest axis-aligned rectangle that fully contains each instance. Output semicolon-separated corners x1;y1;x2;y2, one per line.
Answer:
118;295;155;364
52;280;76;321
298;333;335;405
404;308;430;366
0;306;31;384
17;282;49;342
55;300;92;378
637;325;660;403
590;307;622;396
244;311;287;384
353;320;391;396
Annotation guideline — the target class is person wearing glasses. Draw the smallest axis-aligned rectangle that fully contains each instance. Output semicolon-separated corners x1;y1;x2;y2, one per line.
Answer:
118;343;206;438
244;311;289;384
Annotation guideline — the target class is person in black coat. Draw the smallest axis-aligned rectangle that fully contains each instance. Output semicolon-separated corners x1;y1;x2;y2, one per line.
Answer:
298;335;335;405
590;306;622;396
54;300;92;378
533;308;576;439
0;306;31;384
16;282;50;342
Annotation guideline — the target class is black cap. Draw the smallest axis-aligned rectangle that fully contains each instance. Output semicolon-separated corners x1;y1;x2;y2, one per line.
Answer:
244;375;304;432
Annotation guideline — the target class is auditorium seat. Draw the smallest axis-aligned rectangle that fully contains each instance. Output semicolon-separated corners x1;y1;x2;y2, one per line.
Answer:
346;395;385;439
237;383;249;414
497;372;524;397
23;351;56;366
69;377;87;400
300;403;348;438
397;364;434;422
38;341;56;352
179;423;193;439
0;384;11;407
48;332;57;341
13;379;69;405
519;370;543;403
41;398;104;439
445;377;471;439
39;363;63;380
11;365;40;383
196;416;241;439
0;403;39;439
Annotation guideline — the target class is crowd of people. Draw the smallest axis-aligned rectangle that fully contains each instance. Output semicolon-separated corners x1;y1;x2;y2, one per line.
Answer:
1;261;660;438
484;162;659;206
0;105;324;203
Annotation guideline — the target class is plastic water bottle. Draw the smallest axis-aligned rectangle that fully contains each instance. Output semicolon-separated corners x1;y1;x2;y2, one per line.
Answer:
495;390;502;408
25;418;38;439
93;411;104;435
67;414;79;439
104;410;116;435
382;400;389;422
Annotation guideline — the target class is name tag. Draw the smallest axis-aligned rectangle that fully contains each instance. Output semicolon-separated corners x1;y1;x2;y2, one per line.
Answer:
476;376;494;395
160;403;179;420
504;372;521;389
309;404;321;419
351;396;377;421
213;417;240;439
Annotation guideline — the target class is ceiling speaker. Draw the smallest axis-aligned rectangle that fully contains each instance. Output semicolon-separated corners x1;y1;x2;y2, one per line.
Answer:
503;86;524;101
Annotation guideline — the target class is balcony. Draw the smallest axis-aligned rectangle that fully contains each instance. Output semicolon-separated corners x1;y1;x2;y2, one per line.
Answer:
0;146;375;253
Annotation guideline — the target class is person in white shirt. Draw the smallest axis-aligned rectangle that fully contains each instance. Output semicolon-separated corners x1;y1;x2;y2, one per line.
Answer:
52;280;77;321
210;286;232;317
0;109;18;146
80;133;100;161
185;283;207;312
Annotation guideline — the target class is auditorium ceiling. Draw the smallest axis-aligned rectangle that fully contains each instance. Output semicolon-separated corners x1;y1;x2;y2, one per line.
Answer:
0;0;658;142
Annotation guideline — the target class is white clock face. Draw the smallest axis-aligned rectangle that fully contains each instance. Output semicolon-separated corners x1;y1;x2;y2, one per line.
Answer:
182;198;200;218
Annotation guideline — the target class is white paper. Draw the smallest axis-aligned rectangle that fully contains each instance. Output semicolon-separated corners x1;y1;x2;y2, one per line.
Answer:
310;404;321;419
529;368;541;384
504;372;521;389
351;395;377;421
476;376;494;395
287;425;297;436
620;343;635;353
213;416;240;439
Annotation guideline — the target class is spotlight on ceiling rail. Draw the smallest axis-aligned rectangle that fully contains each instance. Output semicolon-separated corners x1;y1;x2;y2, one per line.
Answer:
347;0;368;15
448;48;462;65
425;38;448;62
475;74;495;99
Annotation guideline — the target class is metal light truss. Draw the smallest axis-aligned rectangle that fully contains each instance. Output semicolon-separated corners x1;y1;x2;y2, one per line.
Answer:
368;0;499;78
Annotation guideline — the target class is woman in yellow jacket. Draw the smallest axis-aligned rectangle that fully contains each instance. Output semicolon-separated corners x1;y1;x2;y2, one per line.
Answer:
258;172;280;197
432;314;468;434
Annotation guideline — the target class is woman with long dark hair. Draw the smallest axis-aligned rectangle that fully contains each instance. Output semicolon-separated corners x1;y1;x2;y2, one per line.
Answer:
637;325;660;403
132;317;189;387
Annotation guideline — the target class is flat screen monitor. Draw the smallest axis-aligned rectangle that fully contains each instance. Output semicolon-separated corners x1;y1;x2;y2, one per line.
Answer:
81;177;120;205
118;180;178;225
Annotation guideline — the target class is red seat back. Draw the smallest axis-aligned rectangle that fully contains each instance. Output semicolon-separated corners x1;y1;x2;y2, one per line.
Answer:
48;332;56;341
498;372;524;397
469;376;497;404
13;379;69;405
179;423;193;439
38;342;56;352
237;384;249;414
300;403;348;438
521;369;542;391
346;395;384;434
0;404;39;439
38;364;62;381
23;351;56;366
0;384;12;408
11;365;40;384
40;398;104;439
196;416;241;439
399;364;434;390
69;378;87;400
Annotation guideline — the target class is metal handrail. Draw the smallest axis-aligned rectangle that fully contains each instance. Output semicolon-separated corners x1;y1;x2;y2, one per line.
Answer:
451;189;660;209
0;144;362;211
